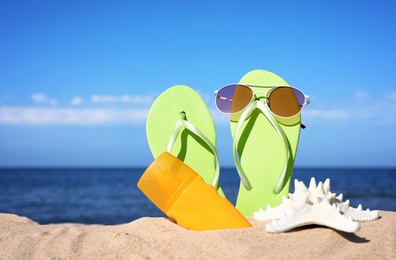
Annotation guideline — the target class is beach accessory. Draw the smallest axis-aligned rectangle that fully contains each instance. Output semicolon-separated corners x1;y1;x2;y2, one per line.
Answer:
215;84;310;117
137;152;252;230
254;177;379;233
146;85;224;196
225;70;306;216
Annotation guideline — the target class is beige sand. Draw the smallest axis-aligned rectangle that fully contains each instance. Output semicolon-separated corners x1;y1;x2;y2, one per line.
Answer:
0;211;395;259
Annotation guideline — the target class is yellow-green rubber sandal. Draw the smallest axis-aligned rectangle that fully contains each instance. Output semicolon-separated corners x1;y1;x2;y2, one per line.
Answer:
231;70;302;216
146;85;224;196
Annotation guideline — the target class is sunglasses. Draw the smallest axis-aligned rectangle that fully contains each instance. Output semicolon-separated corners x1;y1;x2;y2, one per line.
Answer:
214;84;310;118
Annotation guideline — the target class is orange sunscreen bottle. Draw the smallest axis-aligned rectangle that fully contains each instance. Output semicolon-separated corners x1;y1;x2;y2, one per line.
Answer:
137;152;252;231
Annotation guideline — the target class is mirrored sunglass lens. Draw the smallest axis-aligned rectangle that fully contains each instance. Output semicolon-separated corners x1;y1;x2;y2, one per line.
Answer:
216;84;252;113
268;87;304;117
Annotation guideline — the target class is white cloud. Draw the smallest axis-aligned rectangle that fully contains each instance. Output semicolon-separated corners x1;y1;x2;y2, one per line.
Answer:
0;107;148;125
387;91;396;101
6;90;395;127
354;91;370;100
32;93;58;106
302;91;396;125
91;95;118;103
31;93;46;103
91;94;154;105
0;92;158;126
70;96;84;106
304;109;349;120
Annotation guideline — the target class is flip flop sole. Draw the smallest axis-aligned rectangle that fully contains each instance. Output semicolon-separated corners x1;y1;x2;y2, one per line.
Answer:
146;85;224;195
232;70;301;216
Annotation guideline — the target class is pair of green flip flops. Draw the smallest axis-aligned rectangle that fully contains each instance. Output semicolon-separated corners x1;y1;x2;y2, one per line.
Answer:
146;70;302;216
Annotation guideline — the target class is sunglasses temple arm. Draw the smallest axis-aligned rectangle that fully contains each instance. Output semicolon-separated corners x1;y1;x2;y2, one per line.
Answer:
300;95;310;129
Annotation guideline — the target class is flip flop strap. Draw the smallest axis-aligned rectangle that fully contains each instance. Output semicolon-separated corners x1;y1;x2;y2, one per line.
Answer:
167;113;220;188
233;100;290;194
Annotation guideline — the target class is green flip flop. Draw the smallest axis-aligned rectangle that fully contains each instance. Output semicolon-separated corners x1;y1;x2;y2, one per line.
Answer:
230;70;303;216
146;85;224;196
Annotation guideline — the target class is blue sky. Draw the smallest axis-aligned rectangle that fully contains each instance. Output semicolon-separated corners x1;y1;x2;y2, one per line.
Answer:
1;1;395;167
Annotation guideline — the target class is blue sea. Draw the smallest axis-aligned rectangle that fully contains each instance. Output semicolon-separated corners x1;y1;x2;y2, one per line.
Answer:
0;167;395;225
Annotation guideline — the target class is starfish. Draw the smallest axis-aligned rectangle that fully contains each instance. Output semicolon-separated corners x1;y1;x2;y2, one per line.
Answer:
254;177;379;233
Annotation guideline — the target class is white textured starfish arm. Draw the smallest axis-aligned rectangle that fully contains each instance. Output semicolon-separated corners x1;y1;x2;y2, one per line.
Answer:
265;200;361;233
341;203;379;222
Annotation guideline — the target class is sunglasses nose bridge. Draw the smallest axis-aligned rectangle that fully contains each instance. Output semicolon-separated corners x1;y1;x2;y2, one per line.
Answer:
253;91;268;102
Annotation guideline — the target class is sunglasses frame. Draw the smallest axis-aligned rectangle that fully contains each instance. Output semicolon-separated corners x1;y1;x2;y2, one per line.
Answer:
214;84;310;118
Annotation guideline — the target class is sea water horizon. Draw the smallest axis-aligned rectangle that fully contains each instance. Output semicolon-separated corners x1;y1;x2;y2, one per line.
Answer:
0;167;395;225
